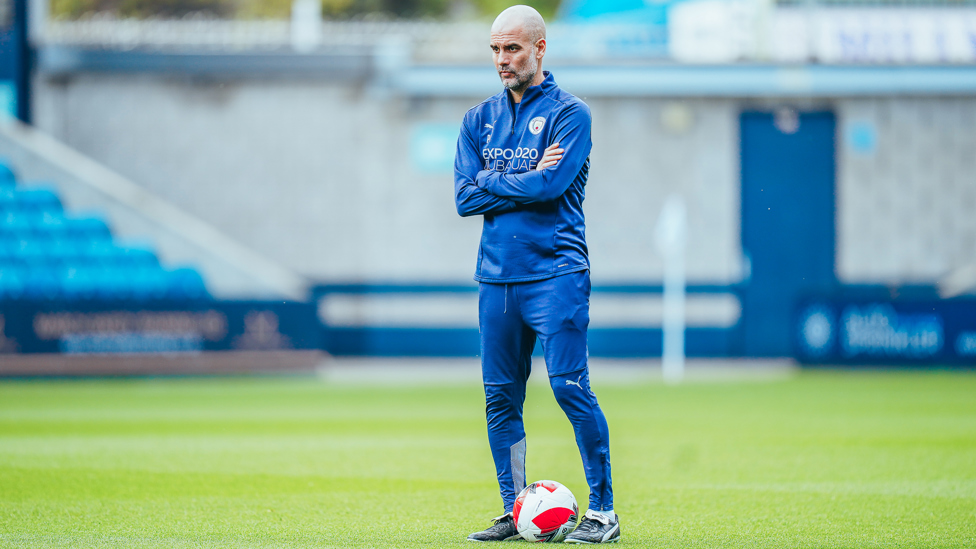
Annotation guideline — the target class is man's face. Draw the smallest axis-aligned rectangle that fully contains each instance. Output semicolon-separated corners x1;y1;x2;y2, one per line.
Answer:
490;27;541;93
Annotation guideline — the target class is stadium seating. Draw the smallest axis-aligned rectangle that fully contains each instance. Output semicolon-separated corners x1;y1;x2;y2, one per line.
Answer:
0;162;209;301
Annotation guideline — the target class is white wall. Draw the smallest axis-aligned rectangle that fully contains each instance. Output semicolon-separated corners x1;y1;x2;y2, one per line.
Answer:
837;98;976;284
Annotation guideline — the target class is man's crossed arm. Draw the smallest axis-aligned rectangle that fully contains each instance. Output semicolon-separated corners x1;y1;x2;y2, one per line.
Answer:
454;104;590;217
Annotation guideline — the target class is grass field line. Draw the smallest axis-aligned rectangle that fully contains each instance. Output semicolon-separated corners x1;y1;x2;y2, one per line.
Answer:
0;407;484;420
656;480;976;499
316;357;799;385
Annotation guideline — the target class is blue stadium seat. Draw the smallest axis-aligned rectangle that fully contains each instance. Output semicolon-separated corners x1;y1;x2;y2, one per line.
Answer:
60;266;98;300
166;267;208;300
64;215;112;241
129;266;170;301
31;238;65;269
9;237;48;266
0;266;25;299
16;188;63;219
80;240;118;267
0;231;16;254
0;211;30;233
74;243;158;270
47;237;88;266
115;244;160;268
0;188;15;212
0;163;15;189
22;267;61;300
0;170;211;303
30;211;67;234
93;268;134;300
0;244;25;270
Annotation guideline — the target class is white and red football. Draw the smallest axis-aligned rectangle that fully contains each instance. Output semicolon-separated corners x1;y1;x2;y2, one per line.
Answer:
513;480;579;542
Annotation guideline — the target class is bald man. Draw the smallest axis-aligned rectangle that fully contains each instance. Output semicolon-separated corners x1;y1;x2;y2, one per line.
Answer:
455;5;619;544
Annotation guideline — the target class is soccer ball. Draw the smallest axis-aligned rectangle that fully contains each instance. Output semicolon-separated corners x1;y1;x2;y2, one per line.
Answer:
513;480;579;542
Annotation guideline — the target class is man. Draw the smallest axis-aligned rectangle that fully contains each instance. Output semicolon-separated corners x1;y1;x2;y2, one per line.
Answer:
454;5;619;544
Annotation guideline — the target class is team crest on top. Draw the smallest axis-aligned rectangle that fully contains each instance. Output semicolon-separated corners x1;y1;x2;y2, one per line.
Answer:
529;117;546;135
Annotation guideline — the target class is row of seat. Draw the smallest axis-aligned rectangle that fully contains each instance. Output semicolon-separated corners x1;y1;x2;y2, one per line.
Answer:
0;239;159;267
0;265;208;300
0;162;211;302
0;165;17;188
0;187;62;214
2;211;112;238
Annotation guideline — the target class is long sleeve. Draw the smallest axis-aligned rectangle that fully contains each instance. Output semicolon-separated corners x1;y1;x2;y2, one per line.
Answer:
455;112;520;217
475;103;591;204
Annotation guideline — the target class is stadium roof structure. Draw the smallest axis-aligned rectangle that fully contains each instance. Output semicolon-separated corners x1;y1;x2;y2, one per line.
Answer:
37;45;976;98
390;64;976;97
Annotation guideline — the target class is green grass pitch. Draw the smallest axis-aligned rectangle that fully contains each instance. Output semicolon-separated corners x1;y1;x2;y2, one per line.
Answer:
1;368;974;548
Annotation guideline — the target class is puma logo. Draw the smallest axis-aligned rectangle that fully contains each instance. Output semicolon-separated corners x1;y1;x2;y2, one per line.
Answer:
565;374;584;390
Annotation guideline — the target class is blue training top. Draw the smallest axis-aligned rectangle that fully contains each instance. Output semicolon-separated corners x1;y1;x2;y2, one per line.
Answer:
454;71;592;284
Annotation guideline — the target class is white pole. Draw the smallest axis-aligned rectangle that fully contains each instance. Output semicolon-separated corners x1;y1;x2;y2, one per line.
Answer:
655;195;687;384
29;0;49;46
291;0;322;53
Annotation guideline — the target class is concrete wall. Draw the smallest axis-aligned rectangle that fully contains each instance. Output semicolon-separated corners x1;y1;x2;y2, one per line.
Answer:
837;98;976;284
32;73;743;285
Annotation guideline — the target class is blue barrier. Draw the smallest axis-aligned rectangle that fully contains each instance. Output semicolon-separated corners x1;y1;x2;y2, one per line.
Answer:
0;299;319;354
795;287;976;365
312;283;739;358
5;284;970;364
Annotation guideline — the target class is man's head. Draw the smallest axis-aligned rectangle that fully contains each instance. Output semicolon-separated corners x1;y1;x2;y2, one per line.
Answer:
490;5;547;96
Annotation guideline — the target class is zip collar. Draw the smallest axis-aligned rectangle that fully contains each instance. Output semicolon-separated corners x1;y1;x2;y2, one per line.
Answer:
506;71;556;134
505;71;556;107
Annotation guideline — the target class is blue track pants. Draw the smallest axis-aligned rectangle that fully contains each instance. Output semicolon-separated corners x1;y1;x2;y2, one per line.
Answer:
479;270;613;513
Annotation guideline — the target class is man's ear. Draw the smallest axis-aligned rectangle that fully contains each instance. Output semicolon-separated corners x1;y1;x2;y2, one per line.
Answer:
536;38;546;60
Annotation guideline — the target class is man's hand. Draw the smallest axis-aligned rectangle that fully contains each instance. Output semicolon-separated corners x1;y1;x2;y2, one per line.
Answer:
536;143;563;171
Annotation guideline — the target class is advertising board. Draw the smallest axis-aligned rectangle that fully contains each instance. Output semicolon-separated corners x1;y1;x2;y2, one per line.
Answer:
0;300;319;355
796;297;976;364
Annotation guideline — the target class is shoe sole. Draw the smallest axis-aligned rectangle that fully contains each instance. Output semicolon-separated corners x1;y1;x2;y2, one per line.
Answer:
466;534;521;542
564;537;620;544
564;523;620;544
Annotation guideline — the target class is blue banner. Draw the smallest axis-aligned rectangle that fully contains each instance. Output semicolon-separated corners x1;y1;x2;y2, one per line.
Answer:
0;300;319;354
795;298;976;364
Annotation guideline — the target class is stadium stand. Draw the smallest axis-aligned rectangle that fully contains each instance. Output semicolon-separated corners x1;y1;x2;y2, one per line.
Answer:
0;161;208;301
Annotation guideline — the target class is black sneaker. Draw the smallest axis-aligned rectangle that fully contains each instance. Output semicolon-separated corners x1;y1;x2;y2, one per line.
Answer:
564;510;620;544
467;513;520;542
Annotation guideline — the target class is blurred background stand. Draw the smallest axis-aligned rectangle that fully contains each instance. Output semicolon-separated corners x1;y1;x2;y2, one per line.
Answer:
1;0;976;370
